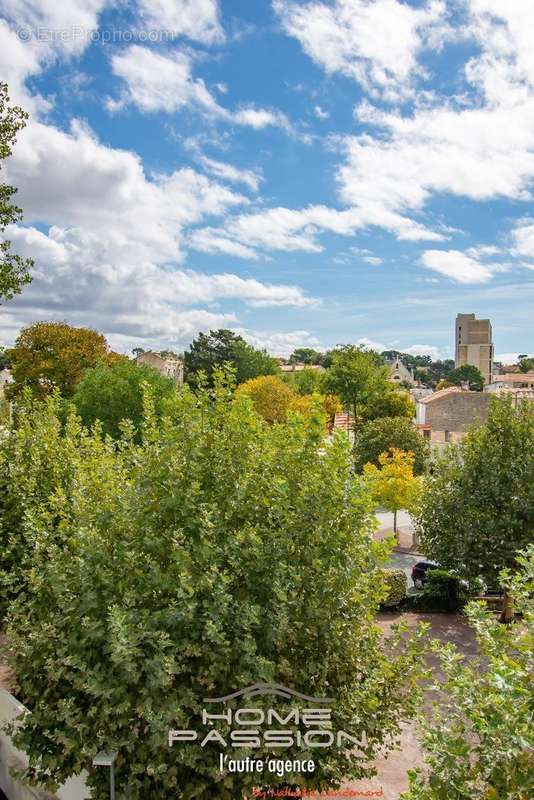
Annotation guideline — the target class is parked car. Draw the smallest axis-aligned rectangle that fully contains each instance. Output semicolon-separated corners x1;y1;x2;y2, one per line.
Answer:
411;560;438;589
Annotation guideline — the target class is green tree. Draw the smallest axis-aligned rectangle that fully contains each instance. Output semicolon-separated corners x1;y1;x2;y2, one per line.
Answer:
283;366;325;395
288;347;324;365
6;321;116;399
72;359;177;439
448;363;484;391
402;546;534;800
414;396;534;621
364;448;422;540
354;416;429;475
184;329;278;386
235;373;297;423
0;345;10;369
3;378;426;800
517;356;534;373
323;346;391;429
0;82;33;301
364;388;415;422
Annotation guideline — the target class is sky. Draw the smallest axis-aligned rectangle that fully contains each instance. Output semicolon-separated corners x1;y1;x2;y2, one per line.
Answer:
1;0;534;361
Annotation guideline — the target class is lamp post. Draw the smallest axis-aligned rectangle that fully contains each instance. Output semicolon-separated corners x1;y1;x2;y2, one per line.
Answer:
92;751;118;800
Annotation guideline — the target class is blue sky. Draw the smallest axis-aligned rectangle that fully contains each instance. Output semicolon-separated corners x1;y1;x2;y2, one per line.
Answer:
1;0;534;360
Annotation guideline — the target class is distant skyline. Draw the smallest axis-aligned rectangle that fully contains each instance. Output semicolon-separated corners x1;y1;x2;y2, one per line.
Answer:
1;1;534;362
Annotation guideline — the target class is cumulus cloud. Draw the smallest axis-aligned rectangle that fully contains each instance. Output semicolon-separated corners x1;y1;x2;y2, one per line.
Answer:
274;0;447;101
420;249;501;283
107;45;296;136
2;114;315;348
136;0;224;45
236;329;322;358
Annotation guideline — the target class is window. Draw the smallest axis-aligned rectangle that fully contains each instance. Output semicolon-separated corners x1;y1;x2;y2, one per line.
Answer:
445;430;451;442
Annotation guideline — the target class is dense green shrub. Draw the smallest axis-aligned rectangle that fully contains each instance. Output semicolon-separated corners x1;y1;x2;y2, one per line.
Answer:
416;569;466;612
3;375;426;800
72;359;176;439
381;568;408;607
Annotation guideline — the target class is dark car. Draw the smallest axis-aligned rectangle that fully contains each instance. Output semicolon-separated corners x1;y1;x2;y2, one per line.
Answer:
411;560;438;589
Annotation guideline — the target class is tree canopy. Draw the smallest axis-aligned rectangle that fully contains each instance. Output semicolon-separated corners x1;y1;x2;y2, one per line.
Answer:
235;374;297;423
323;346;391;427
402;545;534;800
6;321;119;398
184;329;279;386
414;396;534;588
0;82;33;301
72;359;177;439
2;379;425;800
354;416;429;475
448;363;485;391
364;448;422;537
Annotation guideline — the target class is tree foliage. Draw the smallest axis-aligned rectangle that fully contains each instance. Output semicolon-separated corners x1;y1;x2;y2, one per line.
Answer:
235;374;297;423
448;364;484;391
354;417;429;475
323;346;391;427
283;366;325;396
0;82;33;301
364;449;422;536
184;329;278;386
414;396;534;587
402;546;534;800
6;321;118;399
0;345;10;369
288;348;326;366
363;388;415;422
72;359;177;439
2;378;426;799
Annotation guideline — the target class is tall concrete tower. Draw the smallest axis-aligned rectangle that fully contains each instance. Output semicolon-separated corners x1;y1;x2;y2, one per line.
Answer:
455;313;494;386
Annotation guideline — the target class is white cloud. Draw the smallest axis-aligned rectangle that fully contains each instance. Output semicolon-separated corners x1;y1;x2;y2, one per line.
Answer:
402;344;442;359
274;0;447;101
420;249;498;283
136;0;224;44
188;229;260;260
326;5;534;265
108;46;222;115
236;329;322;357
512;220;534;259
192;201;443;260
2;114;315;349
0;0;107;109
108;46;296;135
361;255;382;265
314;105;329;119
196;155;262;191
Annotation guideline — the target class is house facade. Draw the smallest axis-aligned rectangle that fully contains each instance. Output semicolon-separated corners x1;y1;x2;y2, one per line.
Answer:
416;386;491;446
135;352;184;385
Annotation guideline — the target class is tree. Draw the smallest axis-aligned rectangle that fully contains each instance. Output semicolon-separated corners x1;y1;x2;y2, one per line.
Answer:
364;449;422;540
3;378;426;799
0;345;10;369
363;388;415;422
235;374;297;422
283;366;325;395
517;356;534;373
323;346;391;429
414;396;534;621
354;417;429;475
448;364;484;391
288;347;324;365
72;359;177;439
402;546;534;800
184;329;278;386
131;347;145;358
1;82;33;301
6;321;115;398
